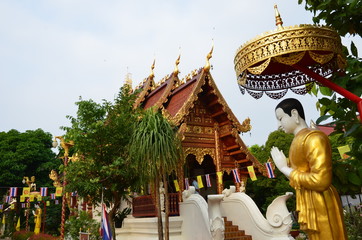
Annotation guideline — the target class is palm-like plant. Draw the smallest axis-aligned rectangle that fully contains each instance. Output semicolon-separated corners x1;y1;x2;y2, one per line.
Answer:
129;107;183;240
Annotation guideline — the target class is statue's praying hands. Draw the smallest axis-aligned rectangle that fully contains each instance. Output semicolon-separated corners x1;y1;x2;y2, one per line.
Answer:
270;146;292;177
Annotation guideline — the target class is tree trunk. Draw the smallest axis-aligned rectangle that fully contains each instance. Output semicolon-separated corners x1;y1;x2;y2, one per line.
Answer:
155;175;164;240
163;173;170;240
109;195;121;240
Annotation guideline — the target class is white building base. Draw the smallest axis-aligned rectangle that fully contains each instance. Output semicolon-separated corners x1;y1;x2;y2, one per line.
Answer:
116;215;183;240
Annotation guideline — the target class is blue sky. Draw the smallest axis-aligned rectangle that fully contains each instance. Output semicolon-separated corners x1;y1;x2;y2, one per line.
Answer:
1;0;360;147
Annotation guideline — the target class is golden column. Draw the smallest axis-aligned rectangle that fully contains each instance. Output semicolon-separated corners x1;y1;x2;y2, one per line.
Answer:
52;136;74;240
214;123;223;194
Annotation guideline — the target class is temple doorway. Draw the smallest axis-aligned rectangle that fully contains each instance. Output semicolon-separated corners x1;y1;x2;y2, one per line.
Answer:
185;154;217;200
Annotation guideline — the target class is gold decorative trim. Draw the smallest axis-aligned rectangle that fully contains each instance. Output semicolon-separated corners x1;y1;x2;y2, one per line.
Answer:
184;147;215;165
274;51;306;66
308;51;334;65
247;58;271;75
234;24;344;78
133;76;155;108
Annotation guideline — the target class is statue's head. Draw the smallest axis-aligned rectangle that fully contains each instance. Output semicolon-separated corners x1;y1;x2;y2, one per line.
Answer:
275;98;305;120
275;98;306;134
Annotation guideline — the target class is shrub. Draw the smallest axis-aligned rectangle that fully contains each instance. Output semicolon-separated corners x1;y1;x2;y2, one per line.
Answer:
64;210;101;240
11;230;34;240
344;205;362;240
29;233;58;240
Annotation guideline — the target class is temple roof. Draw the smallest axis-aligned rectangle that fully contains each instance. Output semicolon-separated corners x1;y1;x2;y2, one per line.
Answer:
134;58;266;176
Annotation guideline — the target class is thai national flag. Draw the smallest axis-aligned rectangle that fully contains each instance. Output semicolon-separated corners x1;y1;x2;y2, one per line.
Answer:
21;203;26;208
232;169;241;183
101;203;112;240
5;196;12;203
0;204;3;210
9;187;18;197
51;193;56;199
265;162;275;178
205;174;212;187
40;187;48;197
184;178;189;190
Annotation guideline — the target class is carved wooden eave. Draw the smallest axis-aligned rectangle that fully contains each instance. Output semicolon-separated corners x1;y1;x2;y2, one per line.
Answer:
206;73;252;134
134;76;155;108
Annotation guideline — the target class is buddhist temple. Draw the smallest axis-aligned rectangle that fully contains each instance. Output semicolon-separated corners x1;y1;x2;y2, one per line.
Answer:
118;50;295;240
133;48;267;198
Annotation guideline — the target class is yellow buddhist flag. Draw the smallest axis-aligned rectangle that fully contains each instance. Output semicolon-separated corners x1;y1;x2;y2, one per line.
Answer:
46;201;50;206
37;196;42;202
173;180;180;192
197;175;204;189
20;195;25;203
10;204;15;210
247;166;257;181
2;215;5;224
216;171;223;184
16;217;20;231
338;145;351;159
22;187;30;197
55;187;63;197
29;195;35;202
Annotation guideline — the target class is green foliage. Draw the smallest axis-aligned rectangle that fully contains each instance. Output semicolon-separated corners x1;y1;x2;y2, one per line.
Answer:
248;130;295;213
12;231;58;240
29;233;58;240
62;84;140;210
12;230;34;240
298;0;362;36
0;129;57;196
129;108;183;183
64;211;101;240
43;201;62;236
299;0;362;195
129;107;184;239
344;205;362;240
329;133;362;194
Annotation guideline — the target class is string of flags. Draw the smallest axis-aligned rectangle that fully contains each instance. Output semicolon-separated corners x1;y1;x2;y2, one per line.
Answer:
174;164;275;192
0;186;79;211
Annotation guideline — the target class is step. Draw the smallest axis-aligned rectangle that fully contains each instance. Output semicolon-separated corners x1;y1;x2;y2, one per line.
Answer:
223;217;253;240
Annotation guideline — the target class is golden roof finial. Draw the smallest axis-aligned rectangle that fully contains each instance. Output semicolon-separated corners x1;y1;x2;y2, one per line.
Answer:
149;59;155;79
274;5;284;30
204;41;214;72
124;67;132;87
173;52;181;76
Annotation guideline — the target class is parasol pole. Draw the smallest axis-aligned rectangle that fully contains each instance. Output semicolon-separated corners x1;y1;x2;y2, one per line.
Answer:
292;63;362;122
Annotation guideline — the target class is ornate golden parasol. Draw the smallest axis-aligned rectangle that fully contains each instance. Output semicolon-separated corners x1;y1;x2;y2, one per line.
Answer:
234;5;362;119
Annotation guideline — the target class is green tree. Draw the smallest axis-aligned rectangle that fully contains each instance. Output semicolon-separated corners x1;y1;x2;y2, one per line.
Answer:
298;0;362;194
0;129;57;196
62;85;141;239
129;108;183;240
248;130;295;214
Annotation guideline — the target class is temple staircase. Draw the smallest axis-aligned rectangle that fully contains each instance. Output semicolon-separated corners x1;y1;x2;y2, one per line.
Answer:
224;217;252;240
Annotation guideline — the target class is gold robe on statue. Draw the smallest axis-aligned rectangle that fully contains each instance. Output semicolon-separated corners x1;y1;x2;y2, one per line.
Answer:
34;208;42;234
288;128;347;240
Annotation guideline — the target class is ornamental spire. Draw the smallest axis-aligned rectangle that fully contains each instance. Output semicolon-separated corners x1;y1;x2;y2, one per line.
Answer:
173;53;181;76
274;5;284;30
149;59;155;79
204;41;214;72
124;67;132;87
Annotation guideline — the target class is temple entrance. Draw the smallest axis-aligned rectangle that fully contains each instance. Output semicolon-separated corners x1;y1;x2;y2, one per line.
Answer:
185;154;217;200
